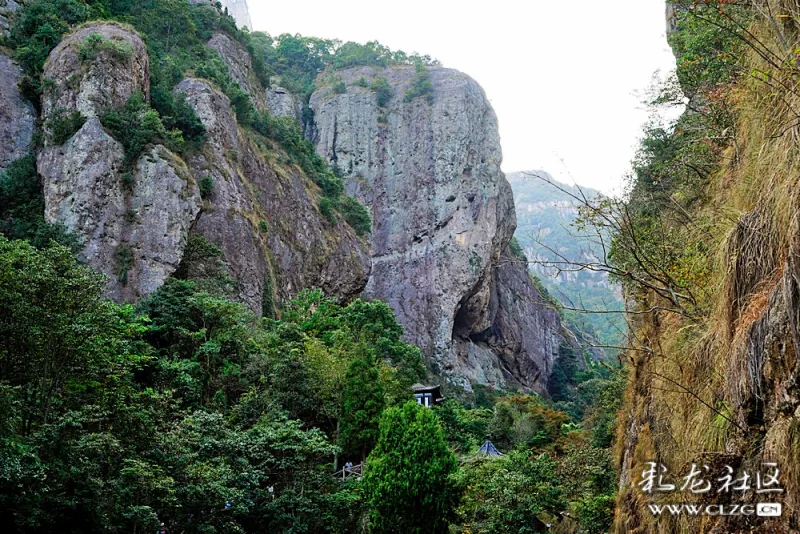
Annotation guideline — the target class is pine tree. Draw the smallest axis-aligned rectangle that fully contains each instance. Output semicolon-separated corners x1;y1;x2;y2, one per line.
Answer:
339;351;384;462
363;401;459;534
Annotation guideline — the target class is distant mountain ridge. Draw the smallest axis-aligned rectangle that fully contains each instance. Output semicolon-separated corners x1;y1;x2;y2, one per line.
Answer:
507;170;625;354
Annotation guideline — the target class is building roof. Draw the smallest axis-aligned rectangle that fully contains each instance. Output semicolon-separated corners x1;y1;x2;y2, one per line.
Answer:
478;440;503;457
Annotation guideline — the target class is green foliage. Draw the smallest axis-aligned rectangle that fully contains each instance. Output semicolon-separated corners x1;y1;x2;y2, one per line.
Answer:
319;196;337;224
508;236;527;263
435;399;493;453
585;370;626;448
364;401;459;534
115;242;134;284
575;494;616;533
77;32;133;61
172;232;237;296
355;76;369;88
403;62;435;104
0;154;80;251
46;109;87;145
101;93;185;166
258;219;269;233
455;452;565;533
339;353;385;460
488;396;569;451
335;195;371;236
332;80;347;94
668;2;747;97
261;273;275;319
7;0;96;105
198;174;215;199
251;34;438;99
370;76;394;107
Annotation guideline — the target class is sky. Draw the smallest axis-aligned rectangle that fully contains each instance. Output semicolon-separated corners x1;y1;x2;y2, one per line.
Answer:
247;0;679;194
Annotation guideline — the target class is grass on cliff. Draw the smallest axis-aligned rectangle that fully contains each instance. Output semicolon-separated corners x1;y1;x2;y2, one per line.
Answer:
611;1;800;529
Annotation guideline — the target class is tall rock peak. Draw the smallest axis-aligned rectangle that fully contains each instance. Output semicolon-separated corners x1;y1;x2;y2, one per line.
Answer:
310;66;573;392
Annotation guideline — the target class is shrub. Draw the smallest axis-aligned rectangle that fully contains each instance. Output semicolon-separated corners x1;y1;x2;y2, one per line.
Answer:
508;236;527;263
199;175;215;199
101;93;185;165
370;76;393;107
575;494;616;534
116;242;134;284
403;62;434;104
336;196;371;237
47;109;86;145
259;220;269;233
77;33;133;62
319;197;336;224
333;80;347;94
355;76;368;88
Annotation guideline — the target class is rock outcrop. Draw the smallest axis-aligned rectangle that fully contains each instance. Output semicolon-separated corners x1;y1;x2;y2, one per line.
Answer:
37;22;369;312
189;0;252;30
207;32;267;111
0;0;21;37
38;23;201;301
0;51;34;170
310;66;571;392
176;77;370;313
452;250;572;391
40;23;150;120
267;85;303;123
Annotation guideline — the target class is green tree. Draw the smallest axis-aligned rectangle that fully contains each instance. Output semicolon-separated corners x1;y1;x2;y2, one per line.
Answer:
363;401;459;534
455;452;565;534
339;353;384;462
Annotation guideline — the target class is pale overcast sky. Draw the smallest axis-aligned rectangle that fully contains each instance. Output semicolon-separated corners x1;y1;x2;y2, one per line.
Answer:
247;0;678;194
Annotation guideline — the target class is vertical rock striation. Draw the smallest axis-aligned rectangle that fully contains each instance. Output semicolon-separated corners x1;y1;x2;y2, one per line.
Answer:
38;23;201;302
310;66;573;392
0;52;34;170
175;77;370;313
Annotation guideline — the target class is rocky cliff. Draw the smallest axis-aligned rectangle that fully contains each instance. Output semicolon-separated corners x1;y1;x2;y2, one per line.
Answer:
8;7;571;394
189;0;252;30
0;51;34;171
309;67;573;392
37;22;369;312
614;2;800;532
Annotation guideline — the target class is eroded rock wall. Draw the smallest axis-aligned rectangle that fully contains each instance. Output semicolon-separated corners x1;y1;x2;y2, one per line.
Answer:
176;78;370;313
0;51;34;170
37;22;368;312
38;23;201;301
310;66;571;391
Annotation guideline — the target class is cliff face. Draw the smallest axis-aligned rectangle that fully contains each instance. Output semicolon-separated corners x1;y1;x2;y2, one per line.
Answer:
38;22;369;312
189;0;252;30
0;51;34;171
614;3;800;532
38;23;201;301
18;14;569;393
309;67;572;392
